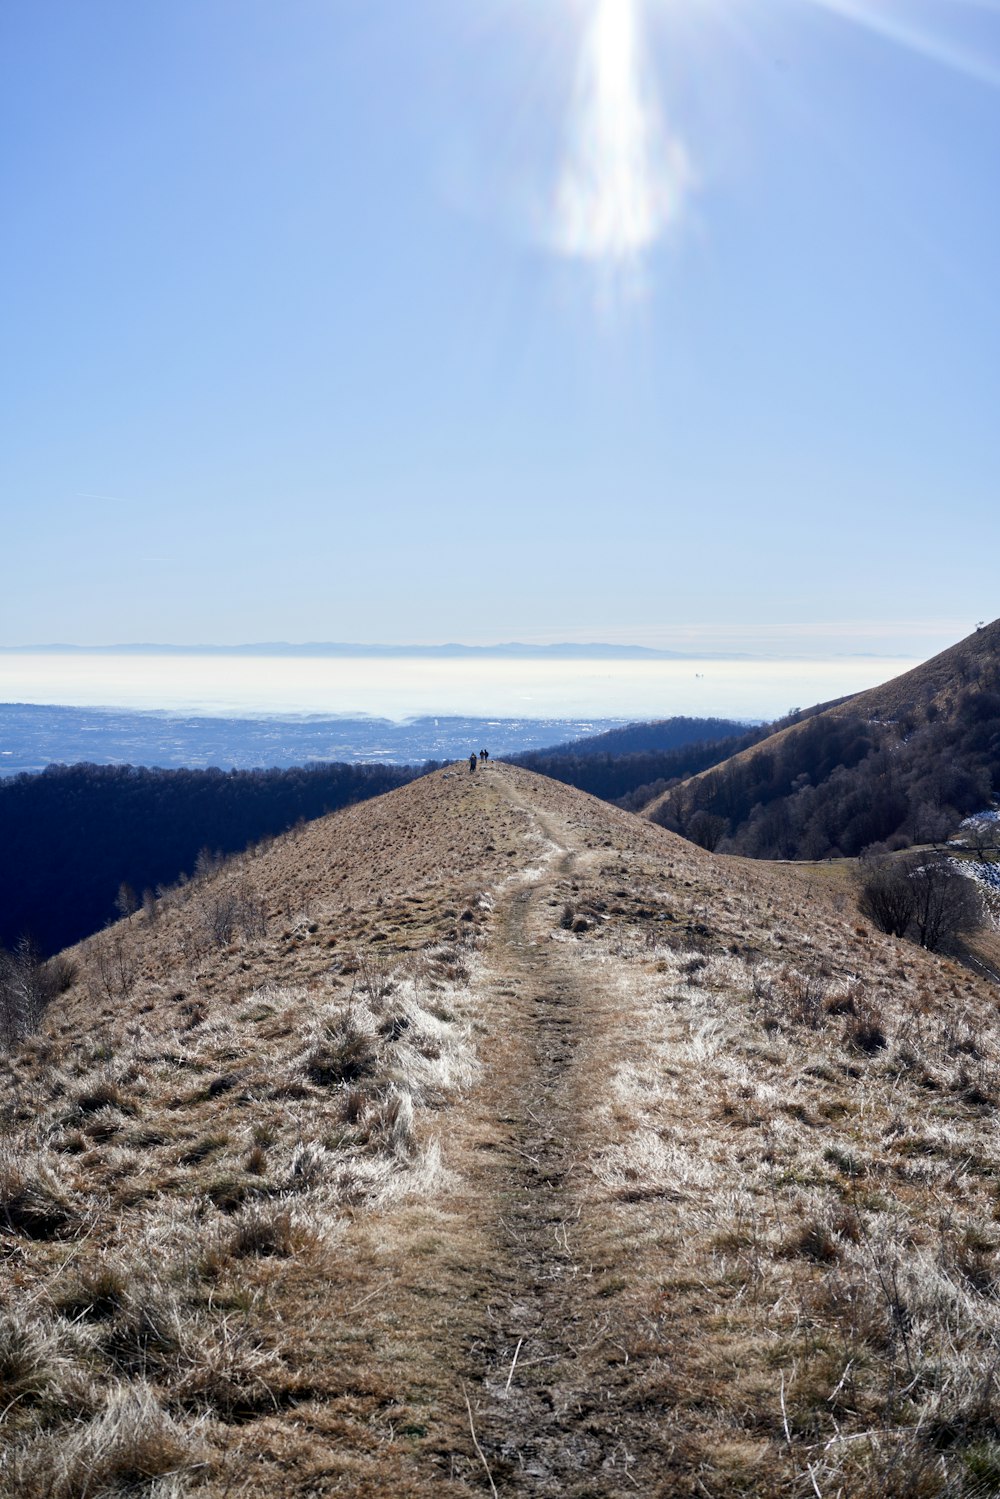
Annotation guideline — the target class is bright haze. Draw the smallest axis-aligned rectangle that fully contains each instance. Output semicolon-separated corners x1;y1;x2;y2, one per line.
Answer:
2;0;998;660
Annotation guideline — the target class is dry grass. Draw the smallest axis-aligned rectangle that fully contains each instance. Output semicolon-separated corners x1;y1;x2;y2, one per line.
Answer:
0;770;510;1495
558;827;1000;1496
3;763;1000;1496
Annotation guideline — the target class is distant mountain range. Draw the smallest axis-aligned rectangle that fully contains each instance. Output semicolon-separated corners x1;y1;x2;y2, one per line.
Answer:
0;641;754;660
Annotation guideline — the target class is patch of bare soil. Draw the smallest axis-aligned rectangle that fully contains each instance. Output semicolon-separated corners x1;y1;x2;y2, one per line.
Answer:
459;799;643;1495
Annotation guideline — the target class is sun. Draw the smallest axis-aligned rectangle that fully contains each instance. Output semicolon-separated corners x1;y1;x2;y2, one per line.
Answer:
547;0;999;271
553;0;693;264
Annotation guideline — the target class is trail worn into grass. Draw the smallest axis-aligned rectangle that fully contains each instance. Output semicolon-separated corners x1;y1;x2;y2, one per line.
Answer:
456;776;663;1496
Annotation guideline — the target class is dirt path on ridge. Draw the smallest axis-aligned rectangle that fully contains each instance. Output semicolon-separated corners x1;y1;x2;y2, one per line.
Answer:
453;773;656;1497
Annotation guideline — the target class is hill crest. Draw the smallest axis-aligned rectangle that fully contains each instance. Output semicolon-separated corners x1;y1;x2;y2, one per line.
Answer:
5;762;1000;1496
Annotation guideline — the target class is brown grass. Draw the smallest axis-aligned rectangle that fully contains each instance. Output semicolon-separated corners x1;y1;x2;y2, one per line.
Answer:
2;763;999;1495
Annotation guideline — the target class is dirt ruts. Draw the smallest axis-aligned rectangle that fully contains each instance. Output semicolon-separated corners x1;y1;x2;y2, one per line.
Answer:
460;783;650;1497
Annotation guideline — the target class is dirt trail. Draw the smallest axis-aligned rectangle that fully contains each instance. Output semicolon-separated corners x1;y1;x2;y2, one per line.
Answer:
458;773;650;1497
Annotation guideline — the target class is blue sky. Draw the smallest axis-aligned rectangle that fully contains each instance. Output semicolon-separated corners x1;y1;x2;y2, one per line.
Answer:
2;0;998;657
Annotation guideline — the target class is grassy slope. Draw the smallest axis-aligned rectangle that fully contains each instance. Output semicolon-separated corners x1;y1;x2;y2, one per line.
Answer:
3;765;1000;1496
641;617;1000;824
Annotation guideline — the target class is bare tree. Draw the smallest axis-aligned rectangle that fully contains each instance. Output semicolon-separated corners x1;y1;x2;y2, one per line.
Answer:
966;817;1000;862
115;882;138;919
687;811;728;853
857;854;916;939
858;852;983;952
908;855;983;953
0;939;69;1048
90;928;138;1004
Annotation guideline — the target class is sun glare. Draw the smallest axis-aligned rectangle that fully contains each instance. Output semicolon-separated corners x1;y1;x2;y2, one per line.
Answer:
547;0;999;274
553;0;692;265
800;0;1000;91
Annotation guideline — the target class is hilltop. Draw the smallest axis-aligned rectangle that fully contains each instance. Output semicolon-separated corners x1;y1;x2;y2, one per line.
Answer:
647;619;1000;861
3;764;1000;1496
0;716;752;958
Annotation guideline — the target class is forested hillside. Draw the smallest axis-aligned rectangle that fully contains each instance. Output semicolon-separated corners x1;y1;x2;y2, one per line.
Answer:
652;624;1000;859
0;761;424;956
529;714;752;757
513;716;766;807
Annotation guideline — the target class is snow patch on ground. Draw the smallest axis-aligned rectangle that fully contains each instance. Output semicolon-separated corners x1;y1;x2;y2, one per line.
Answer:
955;857;1000;898
961;809;1000;827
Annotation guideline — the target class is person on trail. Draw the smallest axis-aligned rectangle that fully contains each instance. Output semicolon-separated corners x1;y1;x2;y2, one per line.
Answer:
479;748;488;764
469;753;477;774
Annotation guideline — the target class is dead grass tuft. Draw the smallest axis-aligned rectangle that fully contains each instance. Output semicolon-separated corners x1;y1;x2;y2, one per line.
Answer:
8;1383;205;1499
226;1200;303;1259
845;999;889;1054
0;1152;84;1240
53;1258;131;1321
303;1008;380;1087
0;1311;64;1402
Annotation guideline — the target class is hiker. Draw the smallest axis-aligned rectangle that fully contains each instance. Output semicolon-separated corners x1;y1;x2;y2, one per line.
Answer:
479;748;488;764
469;753;477;774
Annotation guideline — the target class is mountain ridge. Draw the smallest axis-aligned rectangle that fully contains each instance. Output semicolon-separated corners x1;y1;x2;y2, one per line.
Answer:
1;641;755;660
4;763;1000;1495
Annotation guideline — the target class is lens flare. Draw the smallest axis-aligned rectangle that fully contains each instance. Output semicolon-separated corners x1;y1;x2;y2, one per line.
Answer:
552;0;692;264
801;0;1000;90
542;0;998;274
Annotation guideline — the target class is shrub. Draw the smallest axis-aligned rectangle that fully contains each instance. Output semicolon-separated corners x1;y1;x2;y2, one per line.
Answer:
857;854;915;938
857;851;983;952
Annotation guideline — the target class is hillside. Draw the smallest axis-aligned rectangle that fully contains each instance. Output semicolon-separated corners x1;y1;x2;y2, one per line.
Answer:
646;619;1000;860
0;719;758;960
526;715;754;758
4;765;1000;1496
512;718;765;812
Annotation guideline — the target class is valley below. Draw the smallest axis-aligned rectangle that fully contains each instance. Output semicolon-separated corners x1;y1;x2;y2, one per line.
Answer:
0;704;627;778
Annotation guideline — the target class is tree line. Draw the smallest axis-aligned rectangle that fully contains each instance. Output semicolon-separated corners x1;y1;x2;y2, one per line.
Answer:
0;761;426;958
528;716;753;758
512;719;768;806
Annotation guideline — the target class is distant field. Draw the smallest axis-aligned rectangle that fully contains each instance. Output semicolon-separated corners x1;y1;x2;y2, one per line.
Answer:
0;704;627;776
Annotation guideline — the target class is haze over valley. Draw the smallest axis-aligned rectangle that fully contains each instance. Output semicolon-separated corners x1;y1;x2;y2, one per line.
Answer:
0;647;919;723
